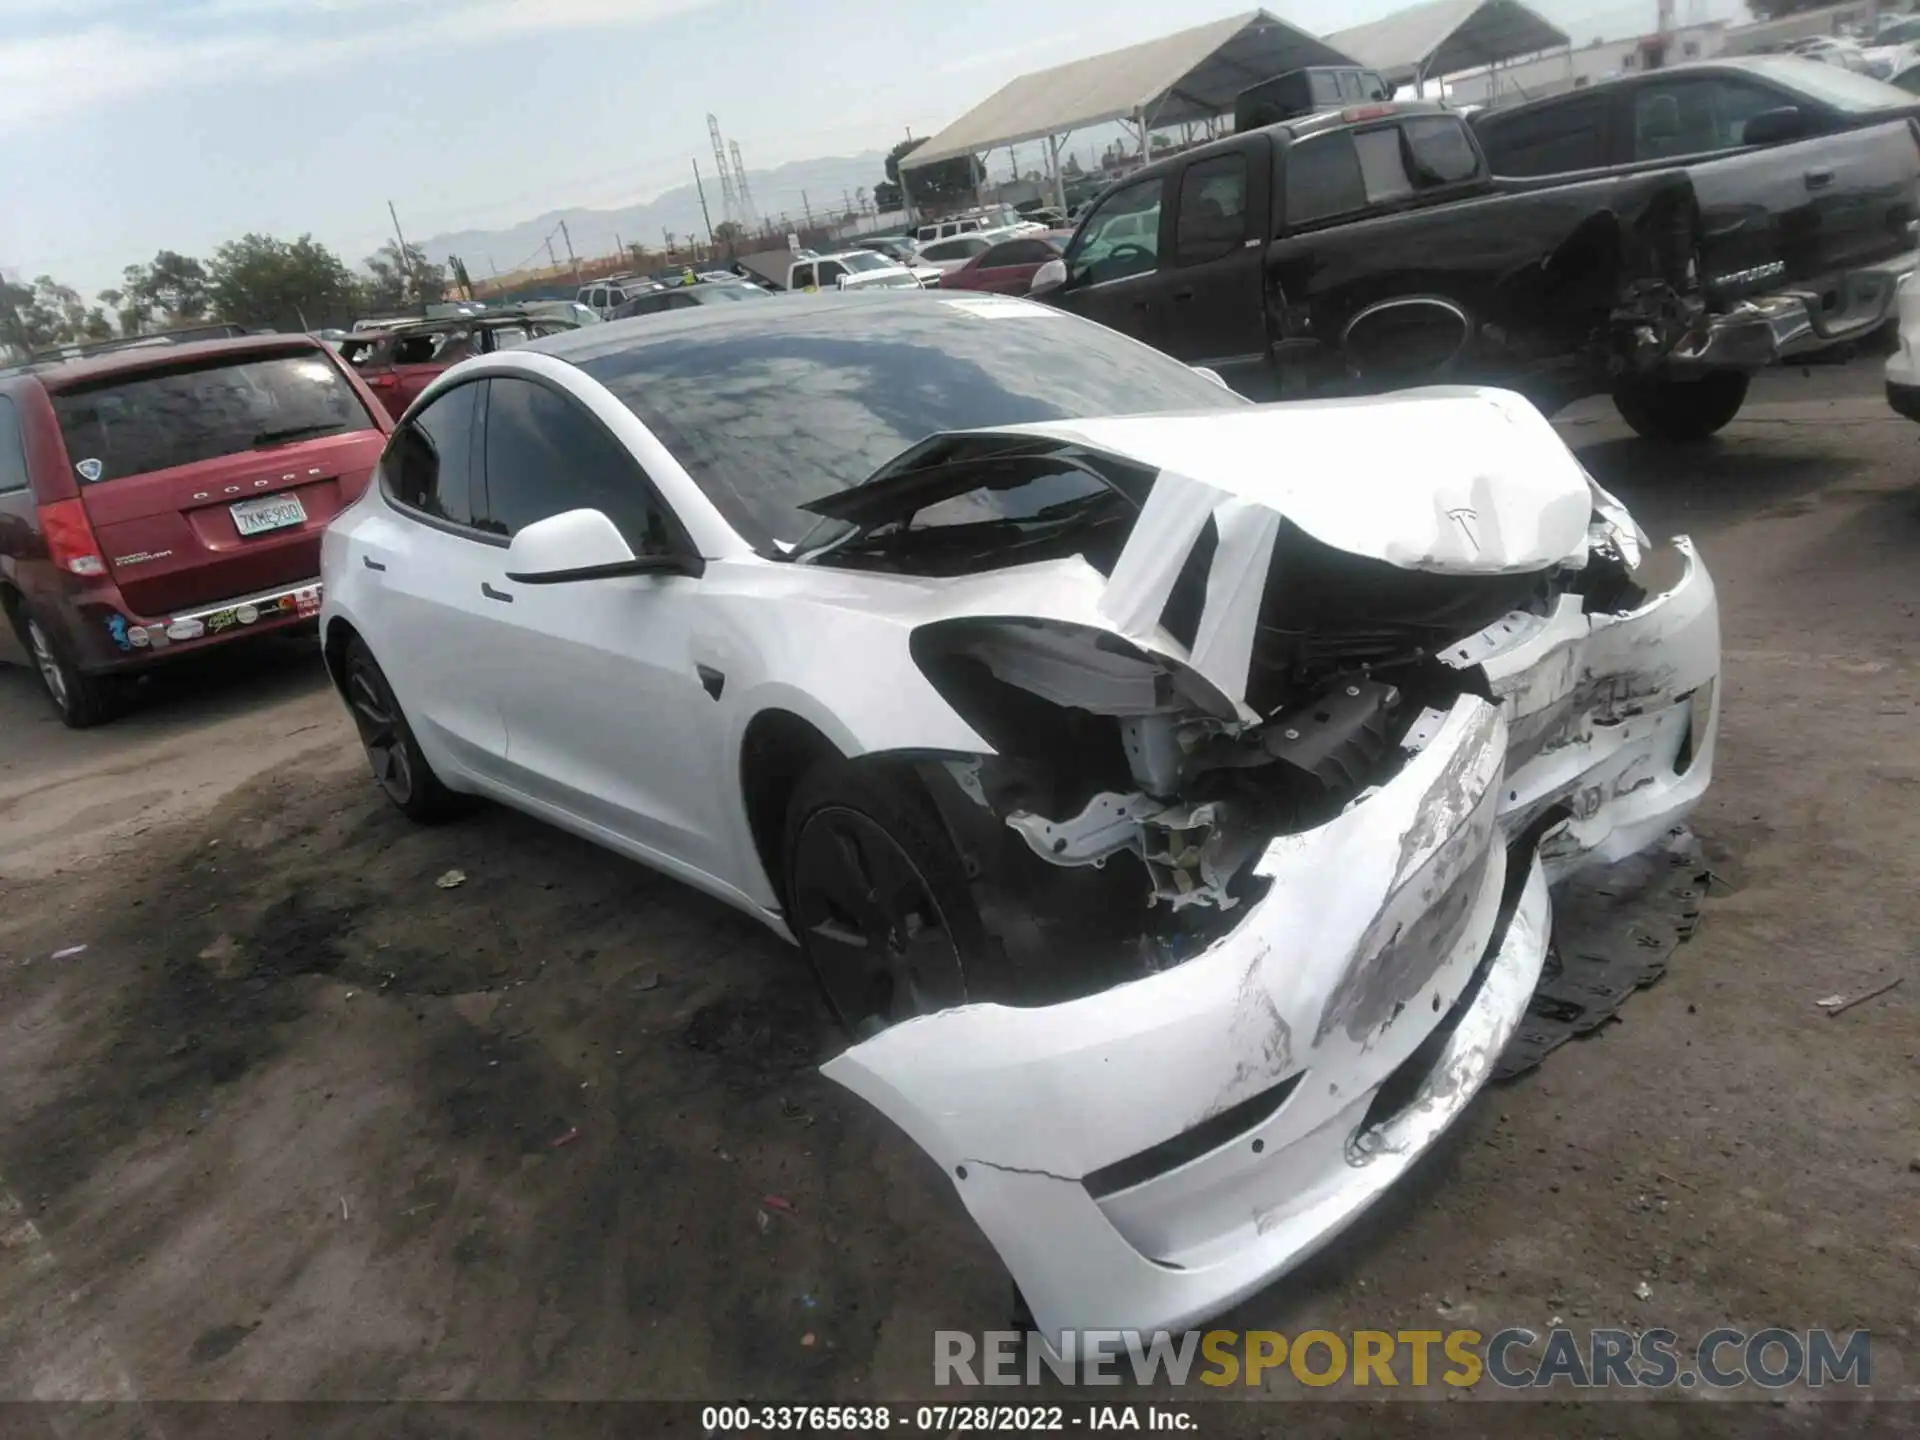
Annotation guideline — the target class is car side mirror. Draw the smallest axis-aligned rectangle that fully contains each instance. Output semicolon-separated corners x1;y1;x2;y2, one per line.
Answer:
1029;258;1068;297
1741;105;1806;145
504;509;703;583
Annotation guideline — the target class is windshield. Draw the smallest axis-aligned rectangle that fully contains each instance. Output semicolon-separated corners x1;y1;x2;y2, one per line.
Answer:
50;350;376;483
1746;54;1920;109
577;297;1244;550
841;252;891;273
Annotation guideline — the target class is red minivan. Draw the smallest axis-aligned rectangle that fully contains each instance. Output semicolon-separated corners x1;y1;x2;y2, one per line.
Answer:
0;335;391;726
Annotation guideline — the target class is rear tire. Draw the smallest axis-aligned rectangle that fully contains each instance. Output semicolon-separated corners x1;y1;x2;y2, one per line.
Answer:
782;759;982;1039
1612;370;1750;443
341;636;463;823
23;610;122;729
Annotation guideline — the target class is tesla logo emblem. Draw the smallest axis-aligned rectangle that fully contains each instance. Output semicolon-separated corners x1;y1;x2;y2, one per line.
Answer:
1447;507;1482;555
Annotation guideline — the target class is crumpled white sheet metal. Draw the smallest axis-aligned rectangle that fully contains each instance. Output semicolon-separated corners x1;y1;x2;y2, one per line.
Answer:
823;526;1721;1343
1006;387;1599;708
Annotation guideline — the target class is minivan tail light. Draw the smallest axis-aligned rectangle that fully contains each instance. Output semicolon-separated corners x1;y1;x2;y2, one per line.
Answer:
38;499;108;577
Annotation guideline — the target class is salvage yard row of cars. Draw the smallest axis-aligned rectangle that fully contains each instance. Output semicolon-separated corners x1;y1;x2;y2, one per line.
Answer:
0;51;1916;1340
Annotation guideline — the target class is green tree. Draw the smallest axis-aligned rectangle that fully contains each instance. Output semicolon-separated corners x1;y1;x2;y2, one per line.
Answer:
362;240;446;313
120;250;210;330
712;220;745;245
208;233;360;330
2;276;113;350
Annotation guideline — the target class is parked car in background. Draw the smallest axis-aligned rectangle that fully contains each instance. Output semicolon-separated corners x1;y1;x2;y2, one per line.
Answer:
0;335;389;725
1471;57;1920;436
318;291;1718;1344
913;215;987;245
1033;100;1724;433
914;228;1032;278
785;250;923;291
517;300;603;327
340;309;583;420
931;234;1064;294
577;276;662;317
610;279;772;318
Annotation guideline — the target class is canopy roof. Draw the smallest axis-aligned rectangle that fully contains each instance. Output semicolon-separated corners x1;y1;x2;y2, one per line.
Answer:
1326;0;1570;87
901;9;1356;170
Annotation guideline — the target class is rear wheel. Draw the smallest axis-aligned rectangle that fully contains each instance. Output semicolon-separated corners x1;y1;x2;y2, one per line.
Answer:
783;760;978;1039
1612;370;1750;443
342;636;462;823
23;610;121;728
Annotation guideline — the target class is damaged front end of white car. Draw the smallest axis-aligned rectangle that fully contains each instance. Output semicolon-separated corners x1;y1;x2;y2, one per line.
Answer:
802;388;1718;1343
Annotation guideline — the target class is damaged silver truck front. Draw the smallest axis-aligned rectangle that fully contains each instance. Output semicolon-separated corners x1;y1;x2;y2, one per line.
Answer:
814;389;1720;1341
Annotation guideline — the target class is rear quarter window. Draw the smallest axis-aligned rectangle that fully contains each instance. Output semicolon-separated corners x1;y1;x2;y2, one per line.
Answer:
0;395;29;495
50;351;376;484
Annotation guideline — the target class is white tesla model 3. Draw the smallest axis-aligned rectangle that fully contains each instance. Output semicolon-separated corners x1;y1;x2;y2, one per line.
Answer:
320;292;1719;1341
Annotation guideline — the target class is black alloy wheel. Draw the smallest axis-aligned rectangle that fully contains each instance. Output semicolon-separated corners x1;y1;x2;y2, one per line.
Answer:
787;796;968;1040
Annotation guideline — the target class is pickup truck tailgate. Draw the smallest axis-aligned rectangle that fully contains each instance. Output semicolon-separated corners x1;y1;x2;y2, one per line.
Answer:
1696;119;1920;303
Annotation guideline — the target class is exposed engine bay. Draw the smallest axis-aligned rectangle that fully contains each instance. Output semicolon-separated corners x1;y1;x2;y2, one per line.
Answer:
805;391;1720;1343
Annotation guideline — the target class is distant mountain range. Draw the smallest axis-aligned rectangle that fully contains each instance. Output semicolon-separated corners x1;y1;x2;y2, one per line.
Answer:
415;151;890;273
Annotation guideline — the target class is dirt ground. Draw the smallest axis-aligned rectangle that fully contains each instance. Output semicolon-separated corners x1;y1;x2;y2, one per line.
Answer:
0;362;1916;1428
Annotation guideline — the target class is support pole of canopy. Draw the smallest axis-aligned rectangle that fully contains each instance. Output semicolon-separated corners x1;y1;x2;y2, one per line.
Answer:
1048;133;1067;213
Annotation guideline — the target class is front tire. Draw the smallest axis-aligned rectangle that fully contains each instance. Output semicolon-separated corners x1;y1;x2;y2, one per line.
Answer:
1612;370;1750;443
342;636;462;823
782;759;980;1039
23;610;121;728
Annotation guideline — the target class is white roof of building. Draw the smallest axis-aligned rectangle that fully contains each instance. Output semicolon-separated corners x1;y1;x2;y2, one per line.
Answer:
1326;0;1571;86
900;9;1356;170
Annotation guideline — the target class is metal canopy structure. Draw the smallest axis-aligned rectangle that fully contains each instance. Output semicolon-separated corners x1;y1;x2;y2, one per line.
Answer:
1325;0;1570;89
900;9;1357;172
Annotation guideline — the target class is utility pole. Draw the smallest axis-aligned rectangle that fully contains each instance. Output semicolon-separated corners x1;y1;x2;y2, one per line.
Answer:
545;237;559;270
558;220;580;282
802;190;814;227
386;200;418;300
692;157;716;245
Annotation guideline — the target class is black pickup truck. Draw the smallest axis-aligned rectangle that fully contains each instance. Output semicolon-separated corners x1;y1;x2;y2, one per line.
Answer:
1033;100;1732;431
1472;57;1920;438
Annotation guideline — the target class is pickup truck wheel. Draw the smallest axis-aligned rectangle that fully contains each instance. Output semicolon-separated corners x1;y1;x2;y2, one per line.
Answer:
1612;371;1750;443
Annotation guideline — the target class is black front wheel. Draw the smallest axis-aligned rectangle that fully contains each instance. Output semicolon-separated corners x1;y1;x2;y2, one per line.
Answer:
1612;371;1750;443
783;760;978;1039
342;636;463;823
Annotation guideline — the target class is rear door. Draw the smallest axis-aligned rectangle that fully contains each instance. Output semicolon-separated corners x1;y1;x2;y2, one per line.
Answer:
1158;145;1268;370
1049;173;1171;349
49;347;386;616
392;327;470;412
352;378;509;779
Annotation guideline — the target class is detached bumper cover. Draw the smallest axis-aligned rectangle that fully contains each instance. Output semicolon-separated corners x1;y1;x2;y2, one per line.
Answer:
823;544;1719;1341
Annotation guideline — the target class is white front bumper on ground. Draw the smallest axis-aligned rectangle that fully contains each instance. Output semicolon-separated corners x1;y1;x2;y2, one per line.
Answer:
1885;272;1920;419
823;543;1720;1342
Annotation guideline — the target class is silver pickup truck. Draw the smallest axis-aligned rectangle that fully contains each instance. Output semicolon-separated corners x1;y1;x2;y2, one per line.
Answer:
1473;55;1920;439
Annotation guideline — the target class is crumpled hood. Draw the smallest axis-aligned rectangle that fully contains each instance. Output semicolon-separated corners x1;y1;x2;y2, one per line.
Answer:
999;385;1594;575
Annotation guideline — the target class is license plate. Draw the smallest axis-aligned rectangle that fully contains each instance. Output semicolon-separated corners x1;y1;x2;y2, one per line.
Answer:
231;493;307;537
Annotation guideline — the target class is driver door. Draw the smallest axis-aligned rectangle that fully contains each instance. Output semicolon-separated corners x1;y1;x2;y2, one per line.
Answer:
1050;174;1170;350
468;375;731;880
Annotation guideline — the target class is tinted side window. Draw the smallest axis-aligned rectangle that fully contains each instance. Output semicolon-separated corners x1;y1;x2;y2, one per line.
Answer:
792;263;816;289
386;380;478;527
1475;95;1610;174
1632;77;1787;160
1067;176;1163;284
817;261;846;286
1354;128;1412;203
983;240;1056;266
1174;153;1249;263
1403;116;1481;186
1283;134;1366;225
478;377;676;555
0;396;28;495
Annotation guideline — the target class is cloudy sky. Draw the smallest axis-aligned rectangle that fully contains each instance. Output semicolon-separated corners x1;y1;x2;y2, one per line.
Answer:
3;0;1734;295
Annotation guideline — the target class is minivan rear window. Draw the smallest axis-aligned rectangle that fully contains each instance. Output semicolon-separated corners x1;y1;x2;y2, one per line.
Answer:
50;351;376;484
